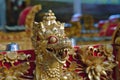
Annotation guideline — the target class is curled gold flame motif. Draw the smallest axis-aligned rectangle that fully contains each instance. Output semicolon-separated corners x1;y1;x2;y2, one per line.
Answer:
0;62;30;80
76;45;117;80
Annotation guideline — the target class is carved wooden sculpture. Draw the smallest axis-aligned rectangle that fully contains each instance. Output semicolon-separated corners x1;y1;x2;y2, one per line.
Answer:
66;45;116;80
0;51;32;80
31;9;117;80
0;6;117;80
32;10;73;80
112;23;120;80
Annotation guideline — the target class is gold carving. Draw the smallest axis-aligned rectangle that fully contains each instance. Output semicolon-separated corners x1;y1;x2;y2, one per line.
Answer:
0;52;31;79
25;4;41;37
32;10;73;80
115;37;120;45
0;51;31;66
6;51;18;61
31;9;117;80
0;62;30;80
76;45;116;80
112;24;120;80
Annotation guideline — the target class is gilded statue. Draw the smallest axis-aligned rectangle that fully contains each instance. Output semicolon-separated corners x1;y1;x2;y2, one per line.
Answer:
31;9;116;80
32;10;74;80
0;3;117;80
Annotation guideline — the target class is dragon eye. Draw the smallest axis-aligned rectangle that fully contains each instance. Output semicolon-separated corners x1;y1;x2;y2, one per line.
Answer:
48;36;58;44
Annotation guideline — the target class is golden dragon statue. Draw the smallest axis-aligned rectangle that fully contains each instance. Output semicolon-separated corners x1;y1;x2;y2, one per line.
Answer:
30;9;117;80
0;3;117;79
31;10;74;80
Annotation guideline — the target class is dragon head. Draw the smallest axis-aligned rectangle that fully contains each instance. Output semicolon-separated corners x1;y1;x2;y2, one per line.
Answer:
32;10;72;64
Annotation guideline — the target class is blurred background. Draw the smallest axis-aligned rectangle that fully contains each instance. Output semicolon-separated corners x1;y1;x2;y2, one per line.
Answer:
0;0;120;50
3;0;120;24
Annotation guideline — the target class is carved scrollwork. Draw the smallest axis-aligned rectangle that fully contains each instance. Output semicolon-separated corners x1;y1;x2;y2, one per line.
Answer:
0;62;30;80
65;45;117;80
112;24;120;80
0;51;31;66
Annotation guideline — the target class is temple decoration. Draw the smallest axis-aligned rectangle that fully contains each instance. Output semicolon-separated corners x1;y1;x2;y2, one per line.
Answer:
0;51;31;66
64;44;116;80
25;4;41;37
0;62;30;80
31;9;117;80
113;24;120;46
65;21;81;38
79;45;116;80
32;10;73;80
0;50;34;80
112;24;120;80
115;37;120;45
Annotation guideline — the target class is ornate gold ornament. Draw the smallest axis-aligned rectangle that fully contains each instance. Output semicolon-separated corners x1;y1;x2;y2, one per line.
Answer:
0;8;117;79
112;23;120;80
31;9;117;80
75;45;117;80
25;4;41;37
32;10;74;80
0;62;30;80
115;37;120;45
0;51;31;80
0;51;31;66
